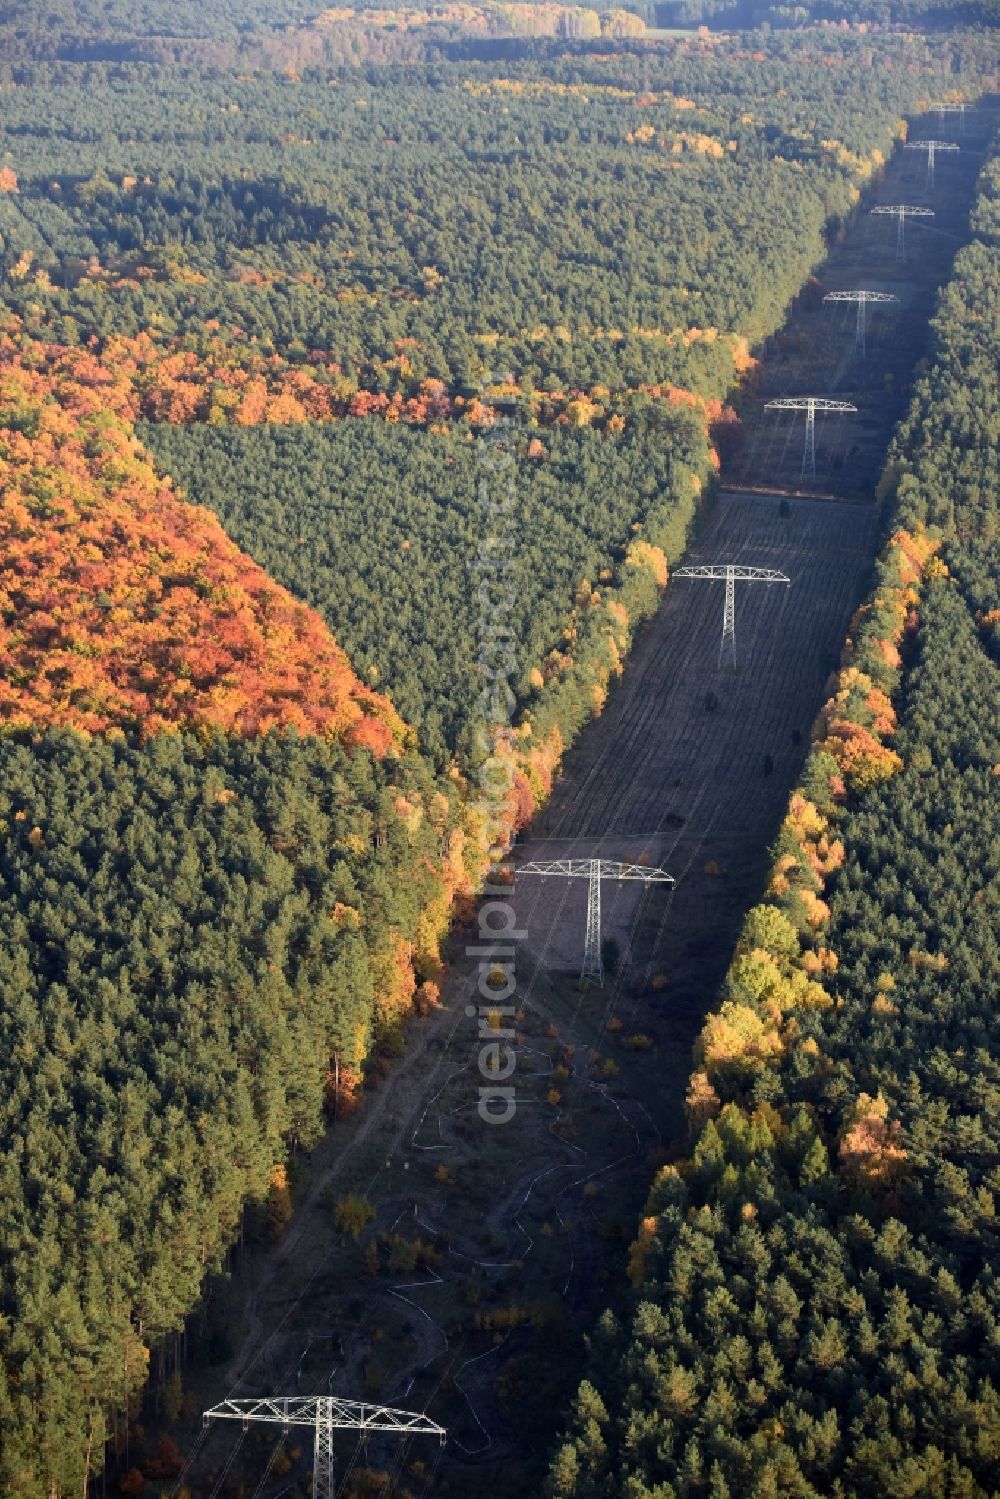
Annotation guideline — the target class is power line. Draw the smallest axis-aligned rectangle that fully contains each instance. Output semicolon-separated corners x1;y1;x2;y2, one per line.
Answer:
822;290;898;358
904;138;959;192
203;1396;446;1499
515;859;674;985
763;397;857;481
672;564;791;669
870;204;933;262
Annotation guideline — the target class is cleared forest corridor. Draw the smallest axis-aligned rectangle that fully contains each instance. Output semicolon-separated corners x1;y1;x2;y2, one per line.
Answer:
166;111;988;1499
515;102;986;1139
518;489;878;1133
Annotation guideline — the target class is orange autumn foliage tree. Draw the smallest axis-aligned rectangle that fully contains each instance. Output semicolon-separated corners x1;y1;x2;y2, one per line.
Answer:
684;519;944;1116
807;526;941;801
838;1092;908;1187
1;324;727;443
0;353;405;746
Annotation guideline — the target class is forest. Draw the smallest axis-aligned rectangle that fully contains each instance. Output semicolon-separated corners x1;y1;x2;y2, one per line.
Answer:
0;726;477;1497
659;0;1000;29
3;0;998;62
142;413;706;768
0;298;488;1498
0;346;408;745
548;142;1000;1499
0;3;996;1493
0;33;988;392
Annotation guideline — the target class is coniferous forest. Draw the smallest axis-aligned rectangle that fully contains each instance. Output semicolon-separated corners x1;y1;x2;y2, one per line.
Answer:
0;1;996;1496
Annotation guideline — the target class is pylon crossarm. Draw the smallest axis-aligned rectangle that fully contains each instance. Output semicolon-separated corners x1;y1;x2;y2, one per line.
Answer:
330;1400;444;1435
204;1397;446;1439
674;566;790;584
764;398;857;413
206;1398;315;1428
517;860;673;883
822;291;898;304
870;205;934;218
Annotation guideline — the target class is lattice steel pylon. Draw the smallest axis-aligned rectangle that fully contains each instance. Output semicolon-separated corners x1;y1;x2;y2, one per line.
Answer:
673;565;790;669
722;567;736;663
517;859;674;985
870;204;934;262
931;100;969;134
586;863;601;983
904;139;959;193
203;1396;446;1498
763;397;857;482
822;290;898;358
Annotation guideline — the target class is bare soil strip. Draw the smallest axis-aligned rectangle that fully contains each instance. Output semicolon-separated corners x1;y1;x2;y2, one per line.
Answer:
518;490;878;1136
731;121;984;501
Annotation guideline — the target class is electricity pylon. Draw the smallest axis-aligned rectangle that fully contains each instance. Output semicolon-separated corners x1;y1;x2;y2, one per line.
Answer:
870;204;934;262
904;139;959;192
822;290;898;358
204;1396;446;1499
517;858;674;985
763;397;857;481
673;565;790;668
931;101;969;134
